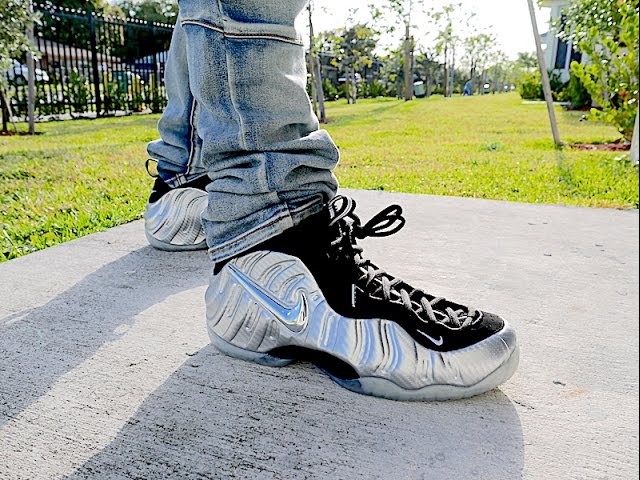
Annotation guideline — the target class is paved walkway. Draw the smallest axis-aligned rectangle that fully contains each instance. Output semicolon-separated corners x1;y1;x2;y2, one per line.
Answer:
1;190;638;480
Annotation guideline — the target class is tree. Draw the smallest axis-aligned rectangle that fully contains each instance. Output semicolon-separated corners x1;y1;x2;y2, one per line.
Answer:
515;51;537;70
483;51;509;93
37;1;109;52
116;0;178;24
503;51;538;91
108;3;175;63
322;22;378;104
0;0;39;132
414;49;440;97
462;32;496;94
307;1;326;122
430;3;461;97
43;0;108;11
379;0;423;100
377;45;403;98
560;0;639;140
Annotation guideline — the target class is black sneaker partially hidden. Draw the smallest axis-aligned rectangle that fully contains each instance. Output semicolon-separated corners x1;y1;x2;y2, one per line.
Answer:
144;169;209;252
206;195;519;401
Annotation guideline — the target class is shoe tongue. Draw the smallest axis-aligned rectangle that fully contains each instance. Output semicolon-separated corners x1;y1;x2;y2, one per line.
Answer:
331;217;358;248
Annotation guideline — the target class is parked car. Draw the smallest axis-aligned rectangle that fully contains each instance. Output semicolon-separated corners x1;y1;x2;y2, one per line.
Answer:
6;59;50;84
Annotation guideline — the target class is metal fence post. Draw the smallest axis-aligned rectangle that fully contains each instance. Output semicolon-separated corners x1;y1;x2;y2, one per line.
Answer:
150;21;160;112
88;8;102;116
0;89;9;133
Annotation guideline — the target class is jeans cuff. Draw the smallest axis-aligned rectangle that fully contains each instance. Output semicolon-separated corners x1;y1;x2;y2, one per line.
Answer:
161;172;209;188
206;196;324;263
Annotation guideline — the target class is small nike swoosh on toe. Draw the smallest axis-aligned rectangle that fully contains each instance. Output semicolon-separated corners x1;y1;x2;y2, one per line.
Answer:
228;264;309;333
416;329;444;347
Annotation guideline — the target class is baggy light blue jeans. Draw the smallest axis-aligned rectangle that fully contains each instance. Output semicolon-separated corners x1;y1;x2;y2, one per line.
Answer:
147;0;339;263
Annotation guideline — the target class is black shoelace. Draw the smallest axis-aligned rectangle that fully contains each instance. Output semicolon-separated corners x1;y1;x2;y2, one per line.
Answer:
327;196;479;329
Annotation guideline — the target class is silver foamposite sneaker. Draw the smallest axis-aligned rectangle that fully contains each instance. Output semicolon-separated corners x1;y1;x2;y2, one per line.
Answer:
144;175;209;251
206;196;519;401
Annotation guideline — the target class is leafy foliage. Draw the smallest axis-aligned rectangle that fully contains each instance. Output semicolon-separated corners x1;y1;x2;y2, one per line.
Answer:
320;24;378;103
564;72;592;109
518;71;543;100
67;70;91;113
560;0;639;140
41;0;108;11
116;0;178;25
0;0;39;73
37;0;111;51
430;3;463;97
0;0;40;130
462;33;496;88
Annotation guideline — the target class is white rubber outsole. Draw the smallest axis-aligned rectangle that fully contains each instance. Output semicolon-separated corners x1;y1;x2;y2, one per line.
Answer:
145;231;208;252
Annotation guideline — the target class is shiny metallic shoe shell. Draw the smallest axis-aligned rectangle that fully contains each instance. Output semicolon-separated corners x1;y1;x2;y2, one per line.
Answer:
206;251;519;400
144;188;207;251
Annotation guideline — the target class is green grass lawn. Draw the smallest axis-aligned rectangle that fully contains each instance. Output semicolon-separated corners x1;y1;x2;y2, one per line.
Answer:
0;92;637;262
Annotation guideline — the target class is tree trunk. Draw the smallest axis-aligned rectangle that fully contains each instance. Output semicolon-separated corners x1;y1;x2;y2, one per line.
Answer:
309;58;318;117
470;62;476;94
443;44;449;97
350;67;357;104
314;56;326;123
403;22;413;100
307;4;318;117
450;46;456;97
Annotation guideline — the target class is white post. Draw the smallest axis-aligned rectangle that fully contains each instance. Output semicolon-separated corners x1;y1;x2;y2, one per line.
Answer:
307;3;317;117
26;0;35;135
526;0;562;147
631;110;639;165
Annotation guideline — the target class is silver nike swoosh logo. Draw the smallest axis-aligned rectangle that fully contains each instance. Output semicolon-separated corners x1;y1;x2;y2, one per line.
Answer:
227;264;309;333
416;329;444;347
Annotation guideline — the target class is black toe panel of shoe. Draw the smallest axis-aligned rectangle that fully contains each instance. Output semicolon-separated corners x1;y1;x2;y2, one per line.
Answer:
148;174;210;203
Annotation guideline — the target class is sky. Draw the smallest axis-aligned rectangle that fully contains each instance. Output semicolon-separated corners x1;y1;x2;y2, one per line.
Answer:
303;0;551;60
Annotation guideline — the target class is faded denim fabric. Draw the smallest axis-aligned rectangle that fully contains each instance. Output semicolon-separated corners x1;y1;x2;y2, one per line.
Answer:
147;0;339;263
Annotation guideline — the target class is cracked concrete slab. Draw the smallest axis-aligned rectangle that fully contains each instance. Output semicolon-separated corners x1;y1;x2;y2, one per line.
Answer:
0;189;638;479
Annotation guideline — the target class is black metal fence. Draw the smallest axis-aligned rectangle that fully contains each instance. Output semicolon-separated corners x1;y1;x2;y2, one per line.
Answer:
4;3;174;119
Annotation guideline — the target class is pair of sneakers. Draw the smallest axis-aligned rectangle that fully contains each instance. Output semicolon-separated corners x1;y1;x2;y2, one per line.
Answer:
145;176;519;401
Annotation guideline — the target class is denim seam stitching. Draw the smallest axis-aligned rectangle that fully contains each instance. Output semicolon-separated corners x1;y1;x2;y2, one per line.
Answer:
289;197;321;214
222;39;248;151
186;98;197;175
180;19;302;45
207;210;290;255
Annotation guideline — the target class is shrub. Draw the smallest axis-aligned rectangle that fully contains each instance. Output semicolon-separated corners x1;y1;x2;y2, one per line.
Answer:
102;81;126;113
67;70;91;113
518;71;543;100
368;79;389;97
518;70;569;101
564;72;591;109
548;71;567;101
337;83;348;100
560;0;639;141
322;78;339;101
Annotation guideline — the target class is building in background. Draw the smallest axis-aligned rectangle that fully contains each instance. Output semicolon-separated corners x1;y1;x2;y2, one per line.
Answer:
540;0;582;82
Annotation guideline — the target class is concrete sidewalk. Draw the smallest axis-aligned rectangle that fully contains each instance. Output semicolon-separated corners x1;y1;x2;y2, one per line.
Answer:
0;189;638;480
